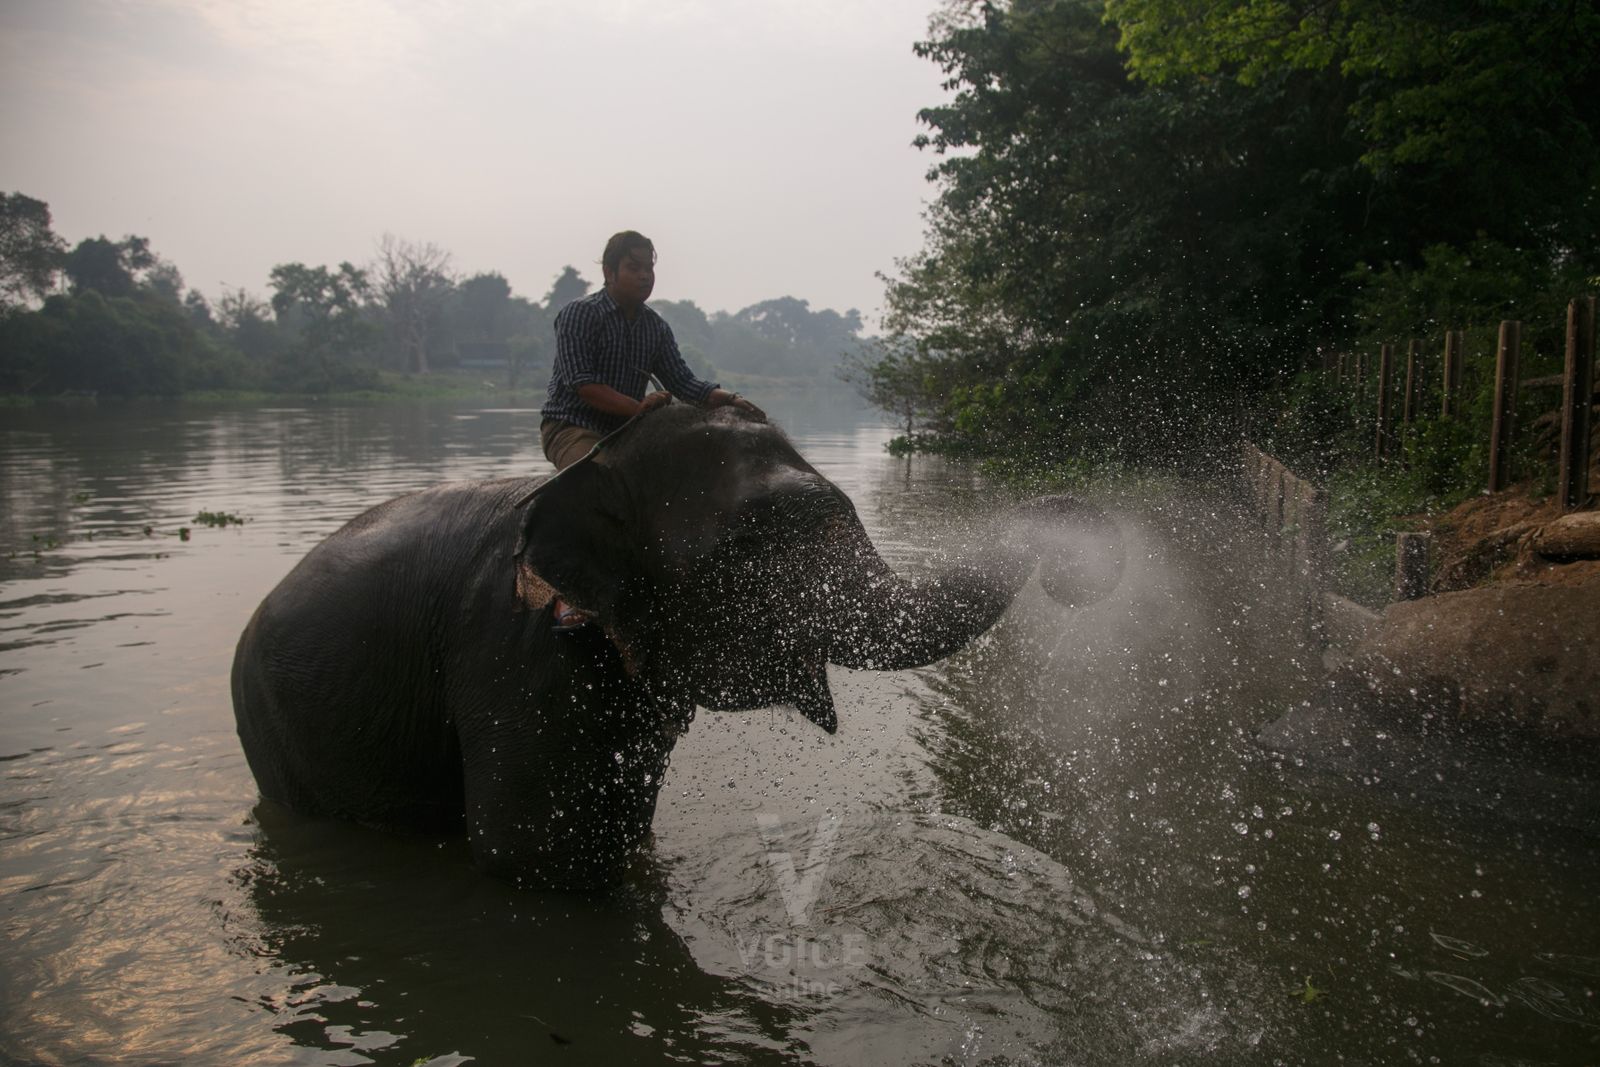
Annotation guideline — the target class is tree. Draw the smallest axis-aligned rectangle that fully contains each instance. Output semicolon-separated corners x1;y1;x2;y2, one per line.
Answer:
876;0;1373;458
543;266;590;310
372;234;454;374
143;257;185;303
183;290;214;330
268;261;377;388
216;286;280;361
838;337;940;436
0;192;65;307
1105;0;1600;257
0;287;248;397
732;297;863;349
457;271;513;341
269;262;370;325
63;235;155;298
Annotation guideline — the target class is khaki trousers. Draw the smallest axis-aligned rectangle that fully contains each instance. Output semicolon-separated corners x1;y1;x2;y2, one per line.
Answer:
540;418;603;471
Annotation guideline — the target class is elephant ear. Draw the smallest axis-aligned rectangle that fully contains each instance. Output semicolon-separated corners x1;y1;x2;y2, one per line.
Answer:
518;460;661;678
518;460;636;622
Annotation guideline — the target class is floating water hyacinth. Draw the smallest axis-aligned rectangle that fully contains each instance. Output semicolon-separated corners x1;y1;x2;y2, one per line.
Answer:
1286;975;1326;1003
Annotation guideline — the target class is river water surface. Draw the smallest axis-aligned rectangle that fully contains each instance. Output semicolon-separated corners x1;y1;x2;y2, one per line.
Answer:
1;394;1596;1065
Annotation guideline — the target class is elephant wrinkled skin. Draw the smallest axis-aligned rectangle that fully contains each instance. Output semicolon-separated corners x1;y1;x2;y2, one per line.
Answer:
231;403;1117;888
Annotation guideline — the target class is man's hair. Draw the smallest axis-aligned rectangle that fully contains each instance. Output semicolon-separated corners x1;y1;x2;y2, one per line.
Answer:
601;231;655;279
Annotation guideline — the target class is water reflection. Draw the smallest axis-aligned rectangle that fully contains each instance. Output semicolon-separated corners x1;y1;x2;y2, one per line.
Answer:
2;394;1597;1066
241;801;810;1065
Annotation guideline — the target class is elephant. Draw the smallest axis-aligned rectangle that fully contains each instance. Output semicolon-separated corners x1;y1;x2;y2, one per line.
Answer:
231;401;1122;889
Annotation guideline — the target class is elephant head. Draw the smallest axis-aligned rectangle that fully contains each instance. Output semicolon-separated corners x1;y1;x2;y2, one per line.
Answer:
517;403;1120;735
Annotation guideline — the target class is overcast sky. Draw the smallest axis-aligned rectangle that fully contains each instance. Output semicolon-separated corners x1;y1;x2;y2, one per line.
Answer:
0;0;954;322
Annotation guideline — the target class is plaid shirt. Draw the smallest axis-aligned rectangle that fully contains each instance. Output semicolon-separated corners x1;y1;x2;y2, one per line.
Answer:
541;289;718;434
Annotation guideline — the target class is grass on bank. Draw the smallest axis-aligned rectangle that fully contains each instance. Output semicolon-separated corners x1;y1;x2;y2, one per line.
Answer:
1260;340;1566;607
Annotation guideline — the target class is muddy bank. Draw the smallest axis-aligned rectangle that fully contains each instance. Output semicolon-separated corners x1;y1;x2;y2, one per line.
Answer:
1260;490;1600;831
1333;559;1600;738
1325;488;1600;738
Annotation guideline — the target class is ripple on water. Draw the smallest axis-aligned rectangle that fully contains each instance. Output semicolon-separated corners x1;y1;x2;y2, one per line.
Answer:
669;809;1283;1064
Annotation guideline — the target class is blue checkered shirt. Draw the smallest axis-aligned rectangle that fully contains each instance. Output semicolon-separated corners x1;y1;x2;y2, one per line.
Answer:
541;289;718;434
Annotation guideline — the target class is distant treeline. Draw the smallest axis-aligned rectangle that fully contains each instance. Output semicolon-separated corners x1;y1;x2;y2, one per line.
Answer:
0;195;865;398
858;0;1600;464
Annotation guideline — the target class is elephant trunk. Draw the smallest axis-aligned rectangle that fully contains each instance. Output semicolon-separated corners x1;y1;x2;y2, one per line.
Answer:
826;495;1122;672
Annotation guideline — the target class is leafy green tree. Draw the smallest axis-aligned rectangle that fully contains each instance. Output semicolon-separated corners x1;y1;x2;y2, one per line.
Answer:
651;299;718;380
654;296;866;380
730;297;865;378
1105;0;1600;256
653;299;714;352
0;192;65;307
733;297;862;348
269;262;371;333
868;0;1599;462
838;337;940;436
216;286;282;361
143;257;185;303
543;266;590;310
0;288;251;396
63;236;155;297
882;0;1369;458
457;271;514;340
268;261;378;390
183;289;213;327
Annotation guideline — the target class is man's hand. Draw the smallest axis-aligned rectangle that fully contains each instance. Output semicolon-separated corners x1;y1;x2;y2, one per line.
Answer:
706;388;766;422
638;391;673;416
577;383;671;421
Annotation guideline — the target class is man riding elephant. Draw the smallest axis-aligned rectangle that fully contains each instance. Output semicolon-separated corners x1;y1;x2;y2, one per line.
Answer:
540;230;765;631
540;230;762;470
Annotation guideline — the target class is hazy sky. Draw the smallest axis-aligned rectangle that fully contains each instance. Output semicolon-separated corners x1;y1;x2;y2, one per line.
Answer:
0;0;955;321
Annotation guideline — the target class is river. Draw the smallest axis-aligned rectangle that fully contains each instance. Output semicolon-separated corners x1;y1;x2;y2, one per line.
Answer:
2;392;1596;1065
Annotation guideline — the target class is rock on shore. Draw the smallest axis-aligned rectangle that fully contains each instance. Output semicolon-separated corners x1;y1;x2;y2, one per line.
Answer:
1258;500;1600;831
1328;559;1600;739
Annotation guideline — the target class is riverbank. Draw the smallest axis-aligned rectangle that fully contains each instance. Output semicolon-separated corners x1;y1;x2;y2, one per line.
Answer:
0;369;850;410
1232;468;1600;839
1335;479;1600;728
0;369;506;408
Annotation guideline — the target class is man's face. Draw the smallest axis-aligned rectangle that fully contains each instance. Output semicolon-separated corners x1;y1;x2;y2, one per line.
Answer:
607;247;655;306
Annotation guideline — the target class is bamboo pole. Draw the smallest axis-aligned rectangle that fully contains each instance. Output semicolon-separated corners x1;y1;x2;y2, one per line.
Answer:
1451;330;1465;406
1558;296;1596;512
1440;330;1460;417
1375;343;1393;460
1488;320;1521;493
1402;338;1421;427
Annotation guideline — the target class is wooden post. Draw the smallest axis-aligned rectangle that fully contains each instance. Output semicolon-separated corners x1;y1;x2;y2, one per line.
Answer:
1402;338;1421;427
1488;320;1521;493
1375;343;1393;460
1394;532;1431;601
1440;330;1460;417
1559;295;1596;512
